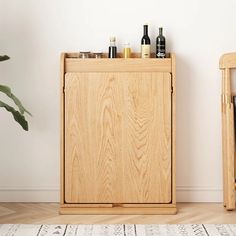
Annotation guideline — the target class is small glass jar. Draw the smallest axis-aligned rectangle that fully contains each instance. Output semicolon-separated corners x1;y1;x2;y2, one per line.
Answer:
123;43;131;58
93;52;103;58
79;51;91;59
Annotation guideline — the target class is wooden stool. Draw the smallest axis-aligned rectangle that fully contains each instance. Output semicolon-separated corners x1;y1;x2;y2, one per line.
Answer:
220;53;236;210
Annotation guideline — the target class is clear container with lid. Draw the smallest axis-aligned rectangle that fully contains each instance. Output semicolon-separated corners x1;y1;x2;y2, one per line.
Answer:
79;51;91;59
123;43;131;58
93;52;103;58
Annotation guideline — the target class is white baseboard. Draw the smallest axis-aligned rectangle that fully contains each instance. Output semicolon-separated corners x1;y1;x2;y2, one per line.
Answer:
0;186;223;202
176;186;223;202
0;187;60;202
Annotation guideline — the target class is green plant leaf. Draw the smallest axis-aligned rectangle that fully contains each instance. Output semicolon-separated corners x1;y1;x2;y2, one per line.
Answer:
0;100;28;131
0;55;10;61
0;85;32;116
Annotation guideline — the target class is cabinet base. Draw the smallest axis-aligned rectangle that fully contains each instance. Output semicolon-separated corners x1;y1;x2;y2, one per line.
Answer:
59;206;177;215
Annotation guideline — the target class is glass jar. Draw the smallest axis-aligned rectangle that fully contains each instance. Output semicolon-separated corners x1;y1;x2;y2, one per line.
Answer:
93;52;103;58
123;43;131;58
79;51;91;59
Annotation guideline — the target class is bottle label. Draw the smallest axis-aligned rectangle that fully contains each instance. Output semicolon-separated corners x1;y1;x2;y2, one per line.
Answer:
141;45;151;58
156;51;166;58
156;44;166;58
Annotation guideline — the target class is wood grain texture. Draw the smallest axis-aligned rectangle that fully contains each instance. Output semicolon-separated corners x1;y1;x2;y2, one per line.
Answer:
65;58;172;73
1;203;236;224
224;69;236;210
61;204;113;208
220;62;236;210
221;72;227;207
59;206;177;215
60;53;66;205
123;72;171;203
64;72;172;204
171;53;176;204
65;73;123;203
226;102;235;210
220;52;236;69
60;203;176;209
61;53;176;213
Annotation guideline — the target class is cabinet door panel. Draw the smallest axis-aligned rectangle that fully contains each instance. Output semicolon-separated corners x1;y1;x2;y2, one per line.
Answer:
64;72;171;204
65;73;123;203
123;72;172;203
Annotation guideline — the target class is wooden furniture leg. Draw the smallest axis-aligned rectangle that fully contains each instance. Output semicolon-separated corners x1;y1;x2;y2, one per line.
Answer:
222;72;227;207
223;68;235;210
220;53;236;211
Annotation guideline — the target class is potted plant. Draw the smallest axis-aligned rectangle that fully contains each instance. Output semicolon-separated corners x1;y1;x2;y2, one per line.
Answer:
0;55;31;130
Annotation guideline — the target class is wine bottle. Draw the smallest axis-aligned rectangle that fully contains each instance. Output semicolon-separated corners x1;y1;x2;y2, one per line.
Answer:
108;36;117;58
141;24;151;58
156;27;166;58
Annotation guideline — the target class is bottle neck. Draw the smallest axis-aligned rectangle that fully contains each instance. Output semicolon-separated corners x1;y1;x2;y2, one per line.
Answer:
159;28;163;36
144;25;148;35
110;41;116;47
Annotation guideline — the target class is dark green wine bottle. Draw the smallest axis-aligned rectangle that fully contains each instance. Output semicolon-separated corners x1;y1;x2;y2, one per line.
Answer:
141;24;151;58
156;27;166;58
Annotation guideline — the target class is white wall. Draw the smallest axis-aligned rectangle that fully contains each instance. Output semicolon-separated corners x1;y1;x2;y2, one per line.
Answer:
1;0;236;202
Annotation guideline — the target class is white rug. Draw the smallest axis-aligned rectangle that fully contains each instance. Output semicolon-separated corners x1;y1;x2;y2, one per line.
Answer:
0;224;236;236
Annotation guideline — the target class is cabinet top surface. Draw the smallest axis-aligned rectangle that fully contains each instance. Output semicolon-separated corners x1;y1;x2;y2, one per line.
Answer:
62;53;175;73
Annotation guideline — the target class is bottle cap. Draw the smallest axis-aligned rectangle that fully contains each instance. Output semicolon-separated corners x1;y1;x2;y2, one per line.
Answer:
110;36;116;42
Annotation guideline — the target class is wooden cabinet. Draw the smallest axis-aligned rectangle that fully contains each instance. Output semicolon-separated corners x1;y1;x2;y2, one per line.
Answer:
60;53;176;214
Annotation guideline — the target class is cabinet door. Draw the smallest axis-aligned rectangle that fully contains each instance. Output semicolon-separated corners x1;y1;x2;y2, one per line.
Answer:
65;73;124;203
123;72;172;203
64;72;172;203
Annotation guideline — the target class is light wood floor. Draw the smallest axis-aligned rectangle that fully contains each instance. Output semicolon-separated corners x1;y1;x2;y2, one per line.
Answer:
0;203;235;224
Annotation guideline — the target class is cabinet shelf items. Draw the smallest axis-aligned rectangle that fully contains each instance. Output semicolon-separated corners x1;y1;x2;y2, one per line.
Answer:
60;53;176;214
